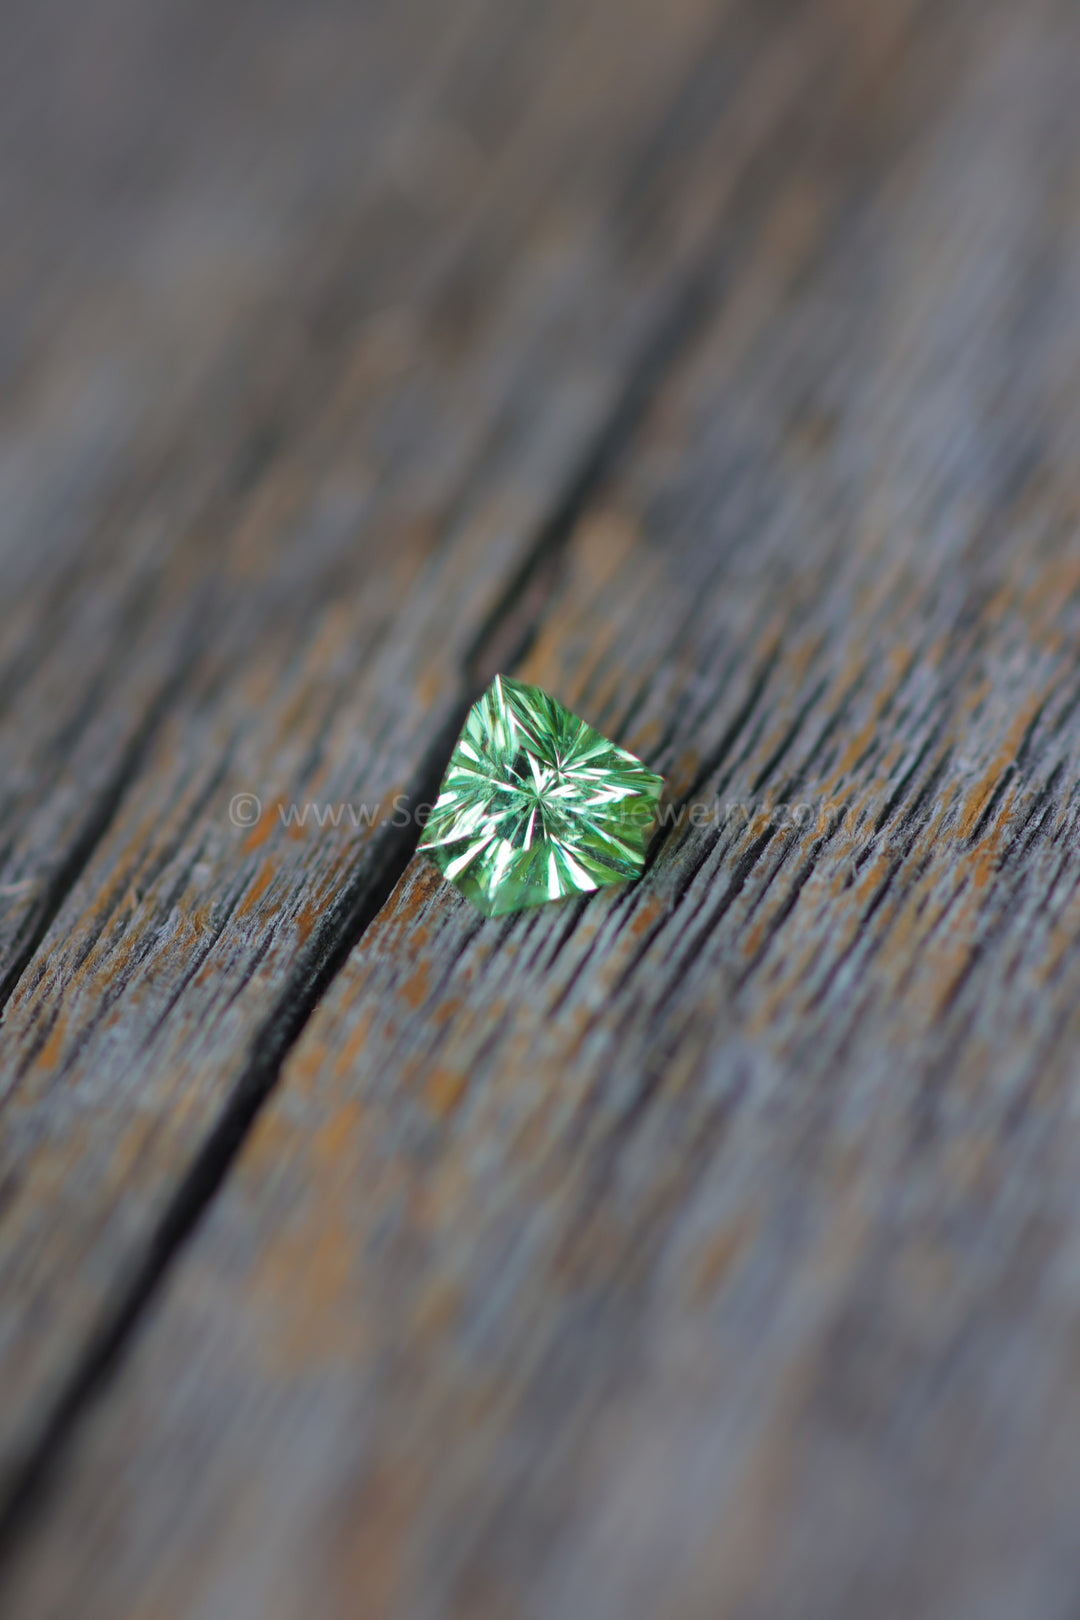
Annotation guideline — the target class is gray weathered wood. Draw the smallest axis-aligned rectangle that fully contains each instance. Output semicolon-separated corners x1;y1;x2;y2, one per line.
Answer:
6;1;1080;1616
0;0;496;997
0;0;836;1525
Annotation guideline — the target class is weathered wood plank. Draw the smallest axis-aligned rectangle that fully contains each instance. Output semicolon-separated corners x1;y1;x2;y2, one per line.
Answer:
0;0;848;1522
0;0;499;998
7;2;1077;1616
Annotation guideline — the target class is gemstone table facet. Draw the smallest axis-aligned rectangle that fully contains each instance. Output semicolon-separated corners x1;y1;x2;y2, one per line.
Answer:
419;675;665;916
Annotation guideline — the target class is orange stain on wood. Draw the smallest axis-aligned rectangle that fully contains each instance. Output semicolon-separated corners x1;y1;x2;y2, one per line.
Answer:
629;895;664;938
815;796;847;836
832;712;878;784
425;1066;470;1117
35;1015;67;1071
818;648;913;798
381;869;437;943
969;792;1015;891
238;858;277;916
284;806;309;842
294;899;320;947
288;1038;329;1094
955;697;1040;840
401;962;430;1010
242;806;278;853
665;749;700;802
926;938;979;1020
254;1215;364;1374
311;1099;363;1172
73;927;140;998
855;849;893;907
742;913;769;963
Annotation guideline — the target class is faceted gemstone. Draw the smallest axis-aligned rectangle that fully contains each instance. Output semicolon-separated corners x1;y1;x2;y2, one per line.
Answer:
419;674;665;917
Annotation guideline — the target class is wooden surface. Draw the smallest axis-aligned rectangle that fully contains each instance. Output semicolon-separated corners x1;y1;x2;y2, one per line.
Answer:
3;0;1080;1615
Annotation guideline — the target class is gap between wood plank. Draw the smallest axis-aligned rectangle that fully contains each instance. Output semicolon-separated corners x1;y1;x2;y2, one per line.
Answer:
0;0;948;1554
0;236;718;1561
0;670;188;1020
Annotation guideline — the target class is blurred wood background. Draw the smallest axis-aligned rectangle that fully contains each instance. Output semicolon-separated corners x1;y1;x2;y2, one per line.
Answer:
3;0;1080;1615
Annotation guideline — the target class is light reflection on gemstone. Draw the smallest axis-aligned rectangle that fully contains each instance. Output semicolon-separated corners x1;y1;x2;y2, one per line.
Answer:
419;674;665;917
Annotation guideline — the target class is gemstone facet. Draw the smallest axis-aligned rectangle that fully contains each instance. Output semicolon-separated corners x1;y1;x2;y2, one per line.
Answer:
419;674;665;917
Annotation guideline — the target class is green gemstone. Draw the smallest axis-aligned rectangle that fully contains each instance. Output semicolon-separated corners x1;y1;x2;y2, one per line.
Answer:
419;674;665;917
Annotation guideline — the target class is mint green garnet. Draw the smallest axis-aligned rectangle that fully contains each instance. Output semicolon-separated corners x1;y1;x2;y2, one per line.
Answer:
419;674;665;917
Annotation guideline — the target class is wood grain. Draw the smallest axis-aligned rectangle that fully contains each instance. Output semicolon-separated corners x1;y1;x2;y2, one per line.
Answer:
0;0;850;1527
0;0;494;998
6;0;1080;1616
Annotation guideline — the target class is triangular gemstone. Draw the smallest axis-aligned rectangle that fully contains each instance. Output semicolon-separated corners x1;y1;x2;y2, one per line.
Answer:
419;675;665;916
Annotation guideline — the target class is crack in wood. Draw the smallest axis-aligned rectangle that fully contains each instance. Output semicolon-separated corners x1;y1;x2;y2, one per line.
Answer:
0;164;737;1553
0;669;190;1025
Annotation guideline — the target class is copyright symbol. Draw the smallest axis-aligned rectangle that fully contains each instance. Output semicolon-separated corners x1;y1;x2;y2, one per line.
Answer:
229;792;262;829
